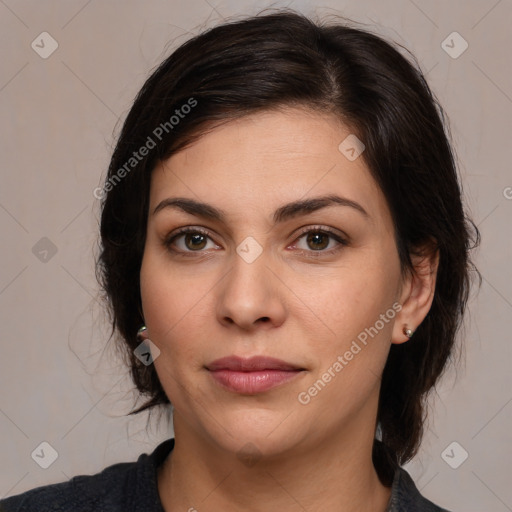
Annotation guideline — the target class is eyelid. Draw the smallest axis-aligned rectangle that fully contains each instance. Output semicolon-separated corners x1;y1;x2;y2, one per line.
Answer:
291;224;349;243
163;226;219;252
288;225;349;257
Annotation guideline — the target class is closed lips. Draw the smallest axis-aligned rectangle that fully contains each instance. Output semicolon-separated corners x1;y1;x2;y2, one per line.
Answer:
206;356;304;372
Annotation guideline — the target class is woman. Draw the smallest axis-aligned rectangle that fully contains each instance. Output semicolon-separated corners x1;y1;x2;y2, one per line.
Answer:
0;8;480;512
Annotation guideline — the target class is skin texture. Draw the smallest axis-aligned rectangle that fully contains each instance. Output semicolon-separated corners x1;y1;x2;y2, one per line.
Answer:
139;107;439;511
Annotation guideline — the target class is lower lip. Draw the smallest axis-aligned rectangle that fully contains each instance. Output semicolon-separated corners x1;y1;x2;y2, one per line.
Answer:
208;369;303;393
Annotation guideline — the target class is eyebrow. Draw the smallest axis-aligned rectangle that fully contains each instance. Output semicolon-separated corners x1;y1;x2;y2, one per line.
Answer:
152;194;370;224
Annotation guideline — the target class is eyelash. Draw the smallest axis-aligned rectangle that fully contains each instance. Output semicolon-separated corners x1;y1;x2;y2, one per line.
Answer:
163;225;348;259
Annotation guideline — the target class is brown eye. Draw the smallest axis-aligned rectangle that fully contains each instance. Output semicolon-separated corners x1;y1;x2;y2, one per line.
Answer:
164;227;218;255
293;227;347;255
183;232;208;250
305;232;330;251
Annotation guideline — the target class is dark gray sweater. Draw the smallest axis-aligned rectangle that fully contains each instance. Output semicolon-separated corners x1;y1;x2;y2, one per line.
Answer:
0;438;450;511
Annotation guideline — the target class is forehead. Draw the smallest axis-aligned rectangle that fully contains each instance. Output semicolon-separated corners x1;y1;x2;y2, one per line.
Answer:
164;108;353;176
149;108;389;226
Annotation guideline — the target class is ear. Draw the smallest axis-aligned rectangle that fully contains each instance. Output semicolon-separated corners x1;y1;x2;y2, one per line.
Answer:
392;238;439;344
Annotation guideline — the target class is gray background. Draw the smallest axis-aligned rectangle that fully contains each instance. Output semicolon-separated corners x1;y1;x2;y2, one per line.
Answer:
0;0;511;510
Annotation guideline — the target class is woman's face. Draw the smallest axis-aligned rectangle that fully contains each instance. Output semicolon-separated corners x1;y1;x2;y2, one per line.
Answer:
140;107;411;458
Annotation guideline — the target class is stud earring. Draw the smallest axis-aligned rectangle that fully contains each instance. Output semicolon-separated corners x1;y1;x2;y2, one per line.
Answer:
137;326;148;341
403;326;414;338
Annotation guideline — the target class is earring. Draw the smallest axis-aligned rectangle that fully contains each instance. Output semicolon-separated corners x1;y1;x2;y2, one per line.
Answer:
137;325;148;341
403;326;414;338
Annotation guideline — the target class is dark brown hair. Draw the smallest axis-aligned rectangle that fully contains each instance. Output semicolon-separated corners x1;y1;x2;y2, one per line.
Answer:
96;8;480;485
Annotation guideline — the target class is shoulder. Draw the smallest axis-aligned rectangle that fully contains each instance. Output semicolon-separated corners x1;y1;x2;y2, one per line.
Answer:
0;439;174;512
0;459;135;512
389;467;452;512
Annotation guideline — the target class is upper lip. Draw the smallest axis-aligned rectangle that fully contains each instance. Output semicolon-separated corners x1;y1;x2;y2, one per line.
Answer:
206;356;304;372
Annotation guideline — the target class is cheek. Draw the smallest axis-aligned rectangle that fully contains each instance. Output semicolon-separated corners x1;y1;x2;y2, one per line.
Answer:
140;247;197;334
299;279;397;418
140;259;182;378
295;258;400;407
139;249;214;373
140;260;203;405
297;259;398;343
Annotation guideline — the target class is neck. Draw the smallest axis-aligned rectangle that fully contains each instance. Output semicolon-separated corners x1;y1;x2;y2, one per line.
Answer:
157;414;391;512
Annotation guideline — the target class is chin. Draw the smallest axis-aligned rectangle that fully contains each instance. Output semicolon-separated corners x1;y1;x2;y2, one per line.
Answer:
200;406;306;459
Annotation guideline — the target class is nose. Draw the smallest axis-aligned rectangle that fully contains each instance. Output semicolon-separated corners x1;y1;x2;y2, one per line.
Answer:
216;247;286;331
